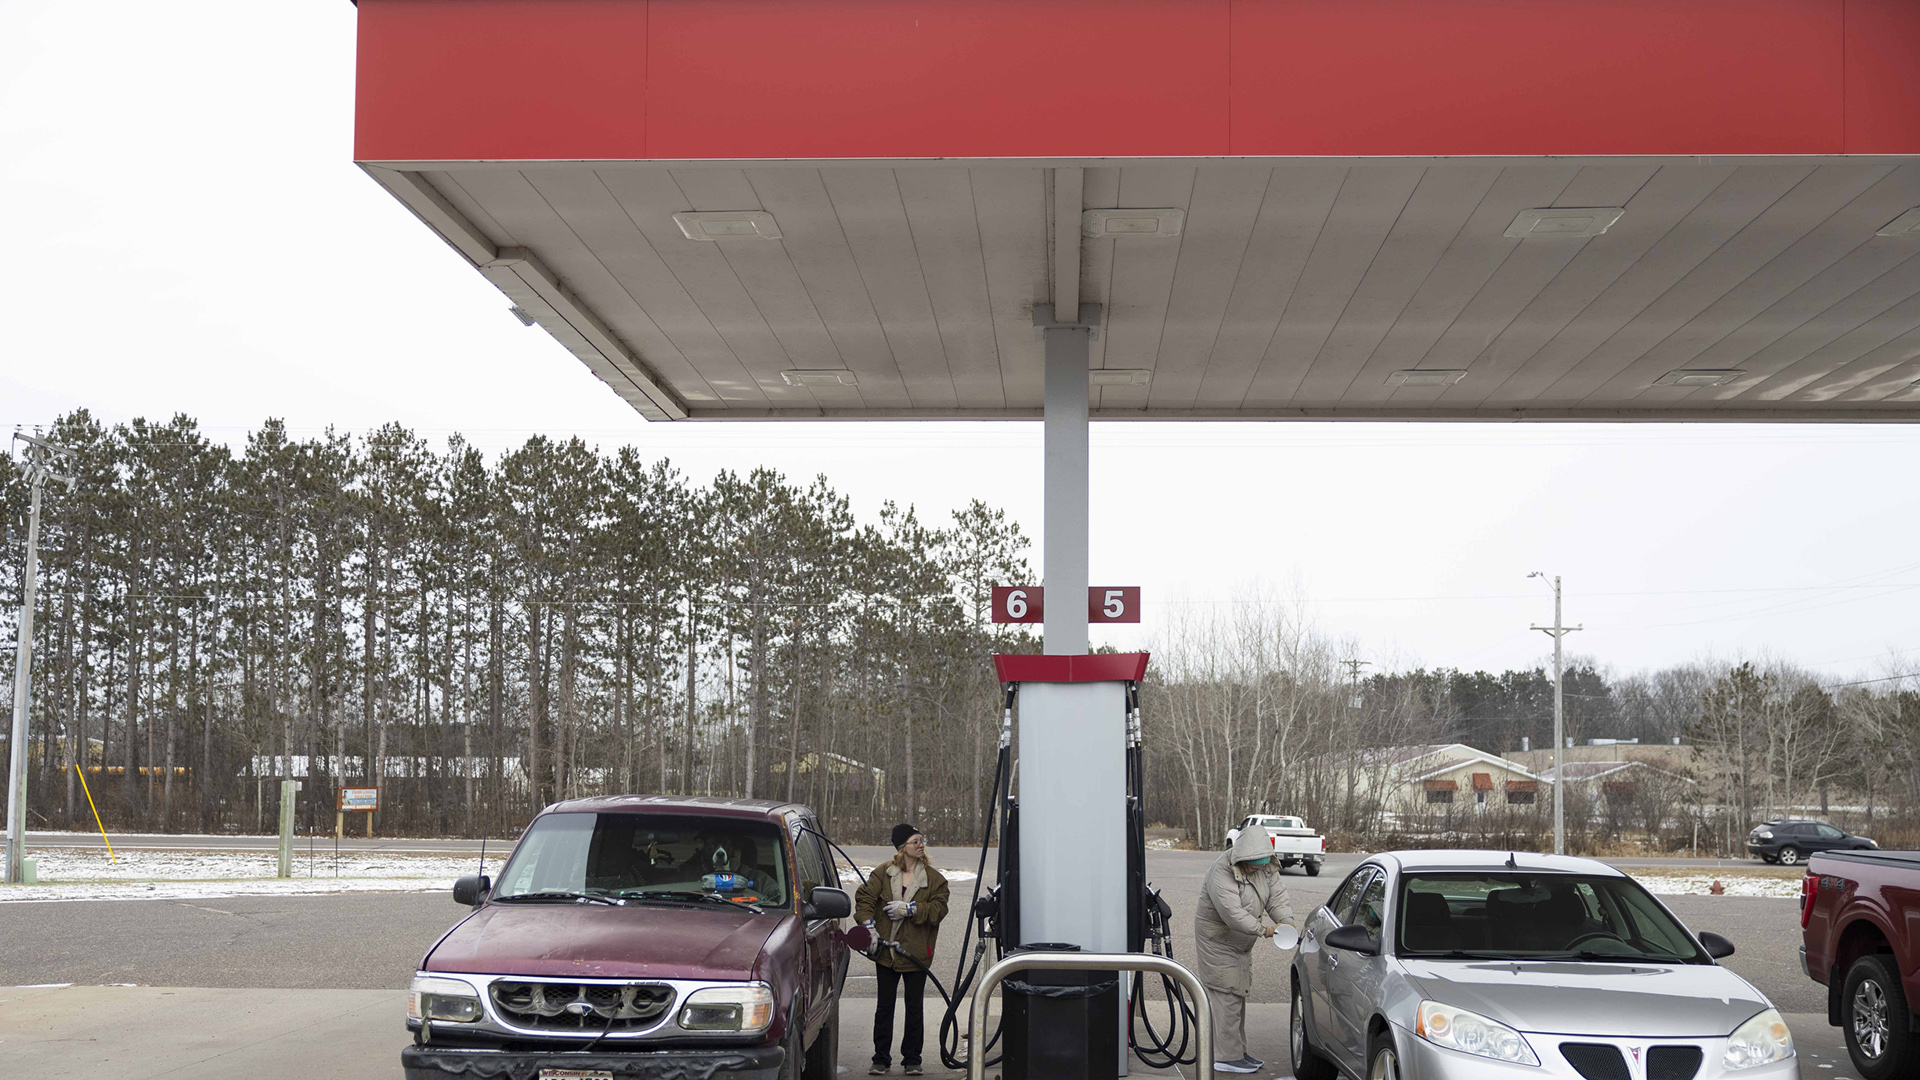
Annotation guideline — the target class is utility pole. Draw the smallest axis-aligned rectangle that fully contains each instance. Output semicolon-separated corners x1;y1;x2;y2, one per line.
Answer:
1340;658;1370;708
6;432;77;884
1528;573;1580;856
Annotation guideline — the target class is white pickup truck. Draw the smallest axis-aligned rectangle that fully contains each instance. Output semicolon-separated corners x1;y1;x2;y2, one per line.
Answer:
1223;814;1325;876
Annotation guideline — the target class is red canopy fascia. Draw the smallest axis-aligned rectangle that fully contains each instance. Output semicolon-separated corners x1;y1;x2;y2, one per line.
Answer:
356;0;1920;164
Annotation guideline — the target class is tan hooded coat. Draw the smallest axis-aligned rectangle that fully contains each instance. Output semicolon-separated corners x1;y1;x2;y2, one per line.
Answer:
1192;826;1298;996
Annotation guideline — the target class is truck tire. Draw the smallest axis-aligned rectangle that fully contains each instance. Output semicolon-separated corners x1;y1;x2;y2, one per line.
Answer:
1778;846;1803;866
1289;976;1338;1080
1304;859;1322;877
802;999;838;1080
1843;954;1916;1080
778;1002;805;1080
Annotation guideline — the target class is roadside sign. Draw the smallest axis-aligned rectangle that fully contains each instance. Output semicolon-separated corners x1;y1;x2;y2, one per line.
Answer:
338;787;380;812
991;586;1141;624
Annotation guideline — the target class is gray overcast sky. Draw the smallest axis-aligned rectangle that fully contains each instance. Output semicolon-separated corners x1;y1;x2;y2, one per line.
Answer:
5;1;1919;682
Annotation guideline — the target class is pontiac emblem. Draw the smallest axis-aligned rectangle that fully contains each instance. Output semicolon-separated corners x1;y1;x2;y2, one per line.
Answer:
1628;1045;1643;1066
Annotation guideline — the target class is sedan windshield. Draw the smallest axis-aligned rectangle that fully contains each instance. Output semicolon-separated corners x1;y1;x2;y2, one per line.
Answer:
493;812;789;909
1398;872;1706;963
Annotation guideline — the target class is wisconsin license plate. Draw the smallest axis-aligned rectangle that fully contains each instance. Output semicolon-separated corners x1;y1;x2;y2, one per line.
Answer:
538;1071;613;1080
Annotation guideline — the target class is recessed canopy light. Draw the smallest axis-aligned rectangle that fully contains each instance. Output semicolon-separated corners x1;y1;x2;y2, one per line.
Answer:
1877;209;1920;237
674;211;782;241
1505;207;1625;239
1386;369;1467;388
508;305;537;326
1655;369;1745;387
1082;209;1184;238
1089;369;1151;386
780;369;858;388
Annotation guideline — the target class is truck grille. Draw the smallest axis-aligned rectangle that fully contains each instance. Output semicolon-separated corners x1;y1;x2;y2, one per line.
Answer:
489;980;675;1032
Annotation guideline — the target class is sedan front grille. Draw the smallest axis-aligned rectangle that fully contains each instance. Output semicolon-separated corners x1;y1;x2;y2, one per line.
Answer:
489;980;675;1032
1559;1043;1630;1080
1648;1045;1703;1080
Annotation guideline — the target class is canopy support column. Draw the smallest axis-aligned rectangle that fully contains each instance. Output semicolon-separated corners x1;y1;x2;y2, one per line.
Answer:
1037;303;1100;656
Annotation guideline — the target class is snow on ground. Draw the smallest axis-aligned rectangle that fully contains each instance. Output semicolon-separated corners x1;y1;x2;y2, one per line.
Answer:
1631;871;1803;899
0;847;508;904
0;847;973;903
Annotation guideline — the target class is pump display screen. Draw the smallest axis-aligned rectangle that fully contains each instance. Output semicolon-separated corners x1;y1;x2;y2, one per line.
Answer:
491;812;789;908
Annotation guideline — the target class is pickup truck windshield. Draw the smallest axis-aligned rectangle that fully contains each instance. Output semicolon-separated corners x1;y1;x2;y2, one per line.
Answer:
493;812;790;909
1398;872;1705;963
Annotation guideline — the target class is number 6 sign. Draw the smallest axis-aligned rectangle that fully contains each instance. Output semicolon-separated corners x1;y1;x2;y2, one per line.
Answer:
991;586;1140;624
991;586;1043;624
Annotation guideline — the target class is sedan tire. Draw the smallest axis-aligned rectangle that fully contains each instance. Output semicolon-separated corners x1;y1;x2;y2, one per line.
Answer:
1843;954;1917;1080
1367;1029;1402;1080
1288;977;1338;1080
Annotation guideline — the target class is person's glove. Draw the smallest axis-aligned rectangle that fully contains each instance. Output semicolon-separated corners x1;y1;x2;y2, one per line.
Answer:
1258;924;1275;938
884;900;912;919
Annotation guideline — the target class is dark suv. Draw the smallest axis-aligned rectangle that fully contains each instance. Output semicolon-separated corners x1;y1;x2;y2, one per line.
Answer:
1748;819;1877;865
402;796;852;1080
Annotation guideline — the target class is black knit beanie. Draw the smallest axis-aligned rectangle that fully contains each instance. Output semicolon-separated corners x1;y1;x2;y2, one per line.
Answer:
891;823;920;849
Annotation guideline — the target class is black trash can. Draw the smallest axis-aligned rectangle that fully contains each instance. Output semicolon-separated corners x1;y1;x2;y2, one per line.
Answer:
1000;942;1120;1080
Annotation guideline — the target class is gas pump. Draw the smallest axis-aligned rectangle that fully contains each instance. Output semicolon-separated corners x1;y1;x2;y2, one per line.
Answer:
930;653;1202;1079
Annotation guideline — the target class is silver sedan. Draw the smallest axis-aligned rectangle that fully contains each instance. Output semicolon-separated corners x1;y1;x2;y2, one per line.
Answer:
1288;850;1798;1080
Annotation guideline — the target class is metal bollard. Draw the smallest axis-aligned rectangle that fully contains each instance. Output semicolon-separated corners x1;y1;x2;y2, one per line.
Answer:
968;950;1212;1080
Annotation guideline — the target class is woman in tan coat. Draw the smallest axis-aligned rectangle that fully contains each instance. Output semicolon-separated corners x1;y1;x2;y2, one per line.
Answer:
854;824;950;1075
1194;825;1298;1074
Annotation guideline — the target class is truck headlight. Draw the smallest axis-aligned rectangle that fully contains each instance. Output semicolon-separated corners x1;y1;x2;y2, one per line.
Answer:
679;984;774;1033
1724;1008;1794;1070
1417;1001;1539;1066
409;975;483;1023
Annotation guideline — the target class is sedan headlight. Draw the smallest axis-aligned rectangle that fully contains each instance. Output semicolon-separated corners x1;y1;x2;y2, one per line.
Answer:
679;984;774;1033
408;974;483;1023
1416;1001;1539;1066
1724;1008;1794;1070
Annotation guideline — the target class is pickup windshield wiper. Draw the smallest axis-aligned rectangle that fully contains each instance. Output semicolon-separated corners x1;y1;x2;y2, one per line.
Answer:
618;889;765;914
492;890;622;906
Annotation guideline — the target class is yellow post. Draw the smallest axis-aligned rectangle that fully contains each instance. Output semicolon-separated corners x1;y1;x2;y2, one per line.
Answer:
336;810;344;841
366;809;373;838
74;765;115;865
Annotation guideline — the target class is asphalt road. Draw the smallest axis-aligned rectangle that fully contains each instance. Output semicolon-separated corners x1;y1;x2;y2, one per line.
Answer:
0;847;1819;1012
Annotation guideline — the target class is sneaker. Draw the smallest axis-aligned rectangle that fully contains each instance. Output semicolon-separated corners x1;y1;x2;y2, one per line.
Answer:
1241;1054;1264;1070
1213;1060;1259;1074
903;1066;923;1076
868;1066;889;1075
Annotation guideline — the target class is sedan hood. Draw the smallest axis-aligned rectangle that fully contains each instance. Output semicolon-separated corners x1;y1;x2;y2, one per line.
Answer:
426;901;784;980
1400;960;1770;1038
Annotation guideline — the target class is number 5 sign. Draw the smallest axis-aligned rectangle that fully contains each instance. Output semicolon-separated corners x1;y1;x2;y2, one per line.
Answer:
991;586;1140;624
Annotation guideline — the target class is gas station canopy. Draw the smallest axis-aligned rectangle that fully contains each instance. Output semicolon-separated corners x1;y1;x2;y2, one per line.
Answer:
355;1;1920;422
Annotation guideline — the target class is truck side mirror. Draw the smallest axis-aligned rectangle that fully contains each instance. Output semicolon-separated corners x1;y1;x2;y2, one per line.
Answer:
453;874;490;907
1324;924;1380;956
1697;931;1735;959
806;886;853;920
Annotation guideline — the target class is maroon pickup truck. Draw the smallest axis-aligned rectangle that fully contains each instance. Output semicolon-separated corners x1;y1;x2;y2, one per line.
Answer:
402;796;853;1080
1801;849;1920;1080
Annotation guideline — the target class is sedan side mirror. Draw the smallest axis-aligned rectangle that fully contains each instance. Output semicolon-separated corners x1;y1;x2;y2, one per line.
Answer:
806;886;853;921
452;873;490;907
1697;931;1735;959
1324;924;1380;956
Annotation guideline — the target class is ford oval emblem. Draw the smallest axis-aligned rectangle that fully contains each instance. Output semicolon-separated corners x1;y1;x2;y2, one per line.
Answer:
564;1002;597;1017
